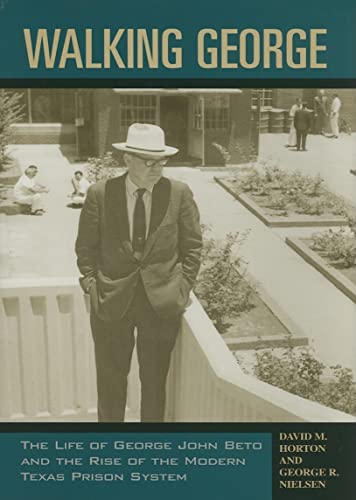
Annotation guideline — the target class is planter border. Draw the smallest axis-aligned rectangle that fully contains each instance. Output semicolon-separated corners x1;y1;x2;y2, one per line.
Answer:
223;266;309;350
286;237;356;304
215;177;348;228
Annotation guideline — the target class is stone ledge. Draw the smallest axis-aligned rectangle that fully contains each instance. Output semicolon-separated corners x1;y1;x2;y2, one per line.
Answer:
224;334;308;351
228;267;309;350
286;237;356;304
215;177;348;228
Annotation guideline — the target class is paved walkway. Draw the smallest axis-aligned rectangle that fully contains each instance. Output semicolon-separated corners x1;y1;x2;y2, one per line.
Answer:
0;145;86;278
1;144;355;374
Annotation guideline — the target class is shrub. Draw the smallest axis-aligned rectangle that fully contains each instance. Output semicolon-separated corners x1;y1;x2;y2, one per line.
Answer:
194;230;254;333
254;347;356;416
212;140;258;165
0;89;23;170
230;163;349;217
310;228;356;268
86;151;123;183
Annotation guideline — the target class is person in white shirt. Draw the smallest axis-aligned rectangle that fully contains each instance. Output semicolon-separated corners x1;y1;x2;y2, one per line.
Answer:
70;170;91;206
330;94;342;138
286;97;302;147
13;165;49;215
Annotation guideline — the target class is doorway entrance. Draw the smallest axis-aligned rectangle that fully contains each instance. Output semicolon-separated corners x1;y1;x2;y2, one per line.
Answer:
159;96;188;163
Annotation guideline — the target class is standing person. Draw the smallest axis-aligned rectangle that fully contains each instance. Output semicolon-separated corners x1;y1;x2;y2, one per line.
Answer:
75;123;202;422
13;165;49;215
69;170;91;207
313;89;328;135
293;102;312;151
286;97;302;147
330;93;342;138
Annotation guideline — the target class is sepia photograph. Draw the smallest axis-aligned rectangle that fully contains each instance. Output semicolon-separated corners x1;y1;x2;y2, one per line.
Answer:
0;87;355;423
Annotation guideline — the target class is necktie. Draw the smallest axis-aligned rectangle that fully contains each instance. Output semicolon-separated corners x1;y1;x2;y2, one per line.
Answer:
132;188;146;254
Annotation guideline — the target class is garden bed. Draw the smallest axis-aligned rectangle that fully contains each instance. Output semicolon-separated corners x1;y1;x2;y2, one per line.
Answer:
286;234;356;303
195;231;308;350
234;345;356;417
221;272;308;350
195;231;356;416
215;166;349;227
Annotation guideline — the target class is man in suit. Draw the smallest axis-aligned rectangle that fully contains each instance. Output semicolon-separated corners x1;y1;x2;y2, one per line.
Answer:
293;102;312;151
313;89;328;135
75;123;202;422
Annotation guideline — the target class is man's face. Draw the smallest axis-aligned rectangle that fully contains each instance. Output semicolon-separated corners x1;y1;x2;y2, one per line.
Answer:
124;153;168;189
75;172;83;181
26;168;38;178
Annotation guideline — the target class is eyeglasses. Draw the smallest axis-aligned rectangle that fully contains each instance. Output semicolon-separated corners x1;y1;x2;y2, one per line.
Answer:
131;154;168;168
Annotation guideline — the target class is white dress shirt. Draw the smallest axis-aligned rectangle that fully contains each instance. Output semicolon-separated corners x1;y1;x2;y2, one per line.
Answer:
14;174;35;198
125;175;154;241
331;97;341;114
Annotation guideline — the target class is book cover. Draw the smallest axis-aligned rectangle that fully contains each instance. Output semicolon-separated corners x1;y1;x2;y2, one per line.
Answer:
0;0;355;499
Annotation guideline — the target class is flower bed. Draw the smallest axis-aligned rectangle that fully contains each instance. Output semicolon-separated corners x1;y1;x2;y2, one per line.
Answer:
194;230;307;350
215;165;349;227
195;231;356;416
286;228;356;302
236;346;356;417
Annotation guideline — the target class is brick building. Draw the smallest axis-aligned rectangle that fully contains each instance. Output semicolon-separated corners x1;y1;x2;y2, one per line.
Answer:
9;88;254;165
8;88;355;164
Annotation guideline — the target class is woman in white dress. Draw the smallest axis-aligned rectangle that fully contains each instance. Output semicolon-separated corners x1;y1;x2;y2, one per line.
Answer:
287;98;302;147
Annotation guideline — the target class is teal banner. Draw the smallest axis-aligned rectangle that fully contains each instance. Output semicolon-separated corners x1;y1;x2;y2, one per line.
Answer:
0;432;271;500
0;0;355;79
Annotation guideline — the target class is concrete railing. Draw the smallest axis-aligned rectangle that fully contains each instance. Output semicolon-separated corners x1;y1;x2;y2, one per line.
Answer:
0;278;138;422
0;279;354;423
166;296;356;422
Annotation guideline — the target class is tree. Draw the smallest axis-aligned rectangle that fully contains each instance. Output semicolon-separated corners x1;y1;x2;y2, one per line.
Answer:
0;89;23;170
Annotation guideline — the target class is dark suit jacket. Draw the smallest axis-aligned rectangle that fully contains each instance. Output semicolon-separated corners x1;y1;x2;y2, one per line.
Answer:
294;108;312;131
75;173;202;321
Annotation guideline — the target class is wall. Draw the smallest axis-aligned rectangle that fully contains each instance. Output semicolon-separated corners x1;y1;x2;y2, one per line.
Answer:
223;90;255;164
273;89;303;109
92;90;121;156
10;124;76;145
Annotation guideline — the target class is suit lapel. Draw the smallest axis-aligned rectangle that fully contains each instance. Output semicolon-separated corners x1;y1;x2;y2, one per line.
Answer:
144;177;171;256
105;173;133;255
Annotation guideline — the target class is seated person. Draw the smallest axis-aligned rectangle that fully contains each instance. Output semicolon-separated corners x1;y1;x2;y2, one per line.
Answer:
69;171;91;206
13;165;49;215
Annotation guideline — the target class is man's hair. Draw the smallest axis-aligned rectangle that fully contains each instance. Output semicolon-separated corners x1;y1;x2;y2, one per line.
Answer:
25;165;38;174
74;170;83;176
333;93;338;97
302;102;308;108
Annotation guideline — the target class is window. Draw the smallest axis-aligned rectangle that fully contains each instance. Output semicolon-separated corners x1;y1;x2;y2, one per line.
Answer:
120;95;157;128
251;89;273;109
204;95;229;130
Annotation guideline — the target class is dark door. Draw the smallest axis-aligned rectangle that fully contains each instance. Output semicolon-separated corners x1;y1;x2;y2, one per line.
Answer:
159;96;188;162
75;90;94;159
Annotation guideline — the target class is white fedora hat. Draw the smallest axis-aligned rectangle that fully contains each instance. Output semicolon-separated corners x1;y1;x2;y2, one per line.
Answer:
112;123;178;157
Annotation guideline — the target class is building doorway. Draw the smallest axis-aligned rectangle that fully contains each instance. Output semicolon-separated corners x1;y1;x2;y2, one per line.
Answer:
159;96;188;162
